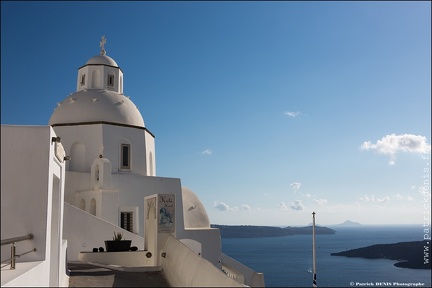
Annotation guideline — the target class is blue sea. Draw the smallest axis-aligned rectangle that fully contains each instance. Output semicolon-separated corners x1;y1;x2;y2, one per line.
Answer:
221;225;431;287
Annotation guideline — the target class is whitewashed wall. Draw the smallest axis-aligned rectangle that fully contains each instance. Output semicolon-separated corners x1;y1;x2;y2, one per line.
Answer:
1;126;51;262
221;253;265;287
64;171;91;205
53;125;103;173
63;203;145;261
113;175;184;236
1;125;68;287
144;129;156;176
178;228;222;269
102;125;151;175
161;236;243;287
53;124;154;176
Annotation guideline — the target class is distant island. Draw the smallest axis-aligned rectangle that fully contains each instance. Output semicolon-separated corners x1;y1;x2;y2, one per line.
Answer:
211;224;335;238
333;220;361;226
331;241;431;269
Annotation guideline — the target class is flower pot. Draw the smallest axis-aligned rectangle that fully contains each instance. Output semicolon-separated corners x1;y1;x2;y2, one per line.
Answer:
104;240;132;252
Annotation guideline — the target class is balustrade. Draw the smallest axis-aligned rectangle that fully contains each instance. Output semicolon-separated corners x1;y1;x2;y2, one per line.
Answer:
1;234;36;270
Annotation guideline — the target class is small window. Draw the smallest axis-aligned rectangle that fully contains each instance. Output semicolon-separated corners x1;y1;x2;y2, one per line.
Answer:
121;144;130;169
90;198;96;216
80;74;86;86
95;164;99;181
108;74;114;86
121;212;133;232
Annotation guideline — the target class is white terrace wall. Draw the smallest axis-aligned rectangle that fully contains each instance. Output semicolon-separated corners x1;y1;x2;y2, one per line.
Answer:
63;203;144;261
1;126;51;263
2;262;47;287
1;260;67;287
161;236;243;287
1;125;68;287
178;228;222;269
221;252;265;287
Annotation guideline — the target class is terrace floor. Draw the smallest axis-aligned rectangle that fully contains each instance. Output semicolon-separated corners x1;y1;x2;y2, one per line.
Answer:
68;261;170;287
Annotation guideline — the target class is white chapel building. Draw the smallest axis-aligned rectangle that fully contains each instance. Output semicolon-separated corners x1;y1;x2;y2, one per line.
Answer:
1;38;264;287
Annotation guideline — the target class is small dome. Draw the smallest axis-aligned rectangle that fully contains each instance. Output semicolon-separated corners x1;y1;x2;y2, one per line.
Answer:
49;90;144;127
182;187;210;228
85;55;118;67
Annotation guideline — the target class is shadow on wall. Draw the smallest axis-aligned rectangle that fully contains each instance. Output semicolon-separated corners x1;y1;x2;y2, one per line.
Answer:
63;203;144;262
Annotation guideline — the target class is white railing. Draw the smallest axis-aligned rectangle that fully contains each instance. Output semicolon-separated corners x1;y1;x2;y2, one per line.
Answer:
1;234;36;270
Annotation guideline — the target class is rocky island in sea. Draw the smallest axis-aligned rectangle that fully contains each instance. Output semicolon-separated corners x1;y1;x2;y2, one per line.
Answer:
211;224;335;238
331;240;431;269
333;220;362;226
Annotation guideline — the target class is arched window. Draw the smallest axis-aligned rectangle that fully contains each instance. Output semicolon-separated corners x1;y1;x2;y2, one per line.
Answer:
91;70;101;89
70;142;86;172
79;199;86;211
108;73;114;87
95;164;100;182
90;198;96;216
119;75;123;93
80;74;86;86
149;151;154;176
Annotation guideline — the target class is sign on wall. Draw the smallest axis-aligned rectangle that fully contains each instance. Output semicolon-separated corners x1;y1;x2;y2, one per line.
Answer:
158;194;175;233
55;142;65;163
146;197;156;220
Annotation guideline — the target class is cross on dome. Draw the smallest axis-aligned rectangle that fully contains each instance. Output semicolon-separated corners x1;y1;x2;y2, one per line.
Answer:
100;36;107;55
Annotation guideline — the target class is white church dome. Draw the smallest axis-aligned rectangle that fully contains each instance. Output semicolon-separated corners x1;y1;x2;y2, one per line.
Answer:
85;54;118;67
182;187;211;228
49;89;145;127
49;38;145;128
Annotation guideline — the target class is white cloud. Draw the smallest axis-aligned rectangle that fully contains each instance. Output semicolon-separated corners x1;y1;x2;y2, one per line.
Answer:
284;111;301;118
359;195;390;203
360;134;431;165
231;206;240;212
290;182;301;193
202;149;213;155
240;204;251;212
278;202;288;210
290;200;305;211
313;198;328;206
304;193;312;199
395;194;414;201
213;201;243;212
214;201;229;211
359;195;372;202
376;196;390;203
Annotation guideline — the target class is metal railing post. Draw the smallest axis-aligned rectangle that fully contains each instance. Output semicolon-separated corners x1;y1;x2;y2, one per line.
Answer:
1;234;35;270
10;242;16;269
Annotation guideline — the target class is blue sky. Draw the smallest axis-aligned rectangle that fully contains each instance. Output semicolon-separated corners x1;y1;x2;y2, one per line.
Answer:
2;1;431;226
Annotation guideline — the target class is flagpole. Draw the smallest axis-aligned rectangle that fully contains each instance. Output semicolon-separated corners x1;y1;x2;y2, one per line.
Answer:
312;212;317;288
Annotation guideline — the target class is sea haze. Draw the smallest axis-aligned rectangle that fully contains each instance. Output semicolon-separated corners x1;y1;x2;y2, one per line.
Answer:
221;225;431;287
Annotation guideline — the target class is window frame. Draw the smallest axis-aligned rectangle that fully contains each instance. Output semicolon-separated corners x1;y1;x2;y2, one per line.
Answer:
120;211;134;233
120;143;131;170
80;74;86;86
108;74;114;87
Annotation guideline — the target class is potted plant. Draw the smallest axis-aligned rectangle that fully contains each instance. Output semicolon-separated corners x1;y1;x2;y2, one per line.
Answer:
104;231;132;252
